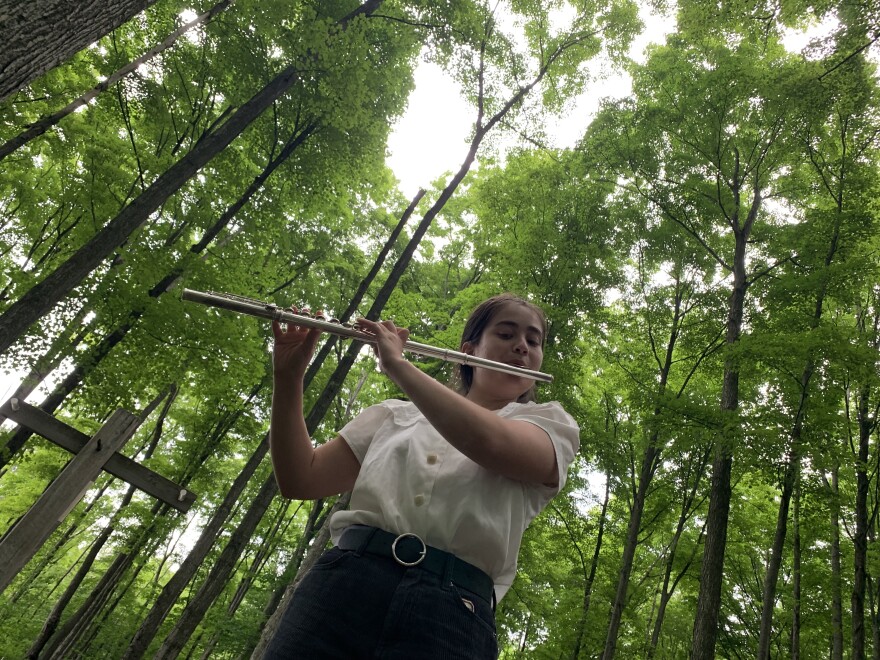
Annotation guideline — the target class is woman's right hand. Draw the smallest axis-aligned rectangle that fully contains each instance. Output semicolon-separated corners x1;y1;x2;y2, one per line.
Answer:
271;309;322;379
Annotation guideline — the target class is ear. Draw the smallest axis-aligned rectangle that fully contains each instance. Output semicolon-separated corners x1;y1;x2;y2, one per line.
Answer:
461;341;474;355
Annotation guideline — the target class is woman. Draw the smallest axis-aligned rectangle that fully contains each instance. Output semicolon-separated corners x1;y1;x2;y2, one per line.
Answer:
266;294;580;658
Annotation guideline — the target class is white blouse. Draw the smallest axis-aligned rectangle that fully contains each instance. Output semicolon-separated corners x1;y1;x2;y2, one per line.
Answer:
328;398;580;600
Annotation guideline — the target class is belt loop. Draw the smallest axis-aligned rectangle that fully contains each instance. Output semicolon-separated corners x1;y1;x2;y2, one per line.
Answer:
355;525;378;557
441;549;456;591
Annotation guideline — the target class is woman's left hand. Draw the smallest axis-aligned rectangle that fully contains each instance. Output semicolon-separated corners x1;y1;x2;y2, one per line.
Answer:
356;318;410;374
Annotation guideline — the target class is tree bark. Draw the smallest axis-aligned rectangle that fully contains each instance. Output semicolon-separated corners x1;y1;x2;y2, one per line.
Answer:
0;0;159;103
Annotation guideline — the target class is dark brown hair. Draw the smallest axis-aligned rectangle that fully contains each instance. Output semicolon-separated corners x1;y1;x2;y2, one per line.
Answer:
454;293;547;403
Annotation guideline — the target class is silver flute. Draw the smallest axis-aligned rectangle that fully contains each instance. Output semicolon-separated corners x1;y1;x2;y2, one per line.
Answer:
182;289;553;383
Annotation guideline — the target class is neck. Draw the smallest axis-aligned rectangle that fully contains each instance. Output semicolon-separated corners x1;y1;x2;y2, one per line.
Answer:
465;390;517;410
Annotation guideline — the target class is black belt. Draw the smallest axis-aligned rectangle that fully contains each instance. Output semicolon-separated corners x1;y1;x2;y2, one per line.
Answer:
338;525;495;604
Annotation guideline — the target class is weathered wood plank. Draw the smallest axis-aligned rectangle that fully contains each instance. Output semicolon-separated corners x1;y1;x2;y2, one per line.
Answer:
0;399;196;512
0;408;141;593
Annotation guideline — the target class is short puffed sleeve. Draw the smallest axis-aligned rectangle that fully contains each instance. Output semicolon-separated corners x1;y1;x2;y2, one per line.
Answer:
337;401;396;464
506;401;580;494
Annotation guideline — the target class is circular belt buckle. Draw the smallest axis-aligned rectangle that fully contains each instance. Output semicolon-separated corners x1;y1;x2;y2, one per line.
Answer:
392;533;427;567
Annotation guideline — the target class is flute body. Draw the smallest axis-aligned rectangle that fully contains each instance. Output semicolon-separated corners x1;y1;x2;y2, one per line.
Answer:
181;289;553;383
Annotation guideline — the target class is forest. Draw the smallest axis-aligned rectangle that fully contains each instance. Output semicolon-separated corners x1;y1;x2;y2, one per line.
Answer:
0;0;878;657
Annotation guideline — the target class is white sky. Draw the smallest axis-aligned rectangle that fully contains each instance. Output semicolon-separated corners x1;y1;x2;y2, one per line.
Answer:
386;7;677;196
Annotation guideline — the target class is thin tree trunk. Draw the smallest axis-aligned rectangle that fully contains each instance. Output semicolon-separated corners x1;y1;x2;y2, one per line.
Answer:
249;493;352;660
648;447;711;659
153;475;280;659
0;0;384;356
0;0;233;161
791;480;801;660
829;462;844;660
122;434;270;659
759;188;842;656
853;385;873;660
572;476;610;659
0;0;160;103
0;306;89;426
602;277;686;660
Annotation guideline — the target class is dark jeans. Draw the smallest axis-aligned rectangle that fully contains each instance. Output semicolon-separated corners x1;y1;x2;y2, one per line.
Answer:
264;545;498;659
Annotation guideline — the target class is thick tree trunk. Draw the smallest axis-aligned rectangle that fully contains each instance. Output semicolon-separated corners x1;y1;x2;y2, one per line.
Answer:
0;0;383;357
0;0;159;103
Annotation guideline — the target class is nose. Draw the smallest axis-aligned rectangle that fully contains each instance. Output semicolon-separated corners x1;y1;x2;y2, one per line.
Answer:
513;335;529;354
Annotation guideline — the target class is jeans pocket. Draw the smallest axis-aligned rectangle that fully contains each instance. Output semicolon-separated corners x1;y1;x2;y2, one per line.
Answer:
311;547;353;570
449;583;497;638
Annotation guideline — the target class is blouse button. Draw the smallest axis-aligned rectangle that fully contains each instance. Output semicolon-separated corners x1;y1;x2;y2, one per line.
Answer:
414;494;425;506
426;454;438;465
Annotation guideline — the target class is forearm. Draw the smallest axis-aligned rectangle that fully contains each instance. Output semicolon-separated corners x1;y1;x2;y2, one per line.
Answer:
269;376;316;498
382;359;555;483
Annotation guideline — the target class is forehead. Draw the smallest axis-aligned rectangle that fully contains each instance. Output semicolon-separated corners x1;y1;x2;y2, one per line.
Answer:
487;303;544;335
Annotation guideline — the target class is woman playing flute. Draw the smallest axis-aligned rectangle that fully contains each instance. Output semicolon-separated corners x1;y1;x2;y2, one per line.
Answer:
265;293;580;659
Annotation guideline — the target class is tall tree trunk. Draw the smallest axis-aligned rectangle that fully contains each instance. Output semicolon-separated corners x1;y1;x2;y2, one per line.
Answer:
759;186;842;657
0;0;234;161
0;0;159;103
853;383;873;660
829;461;844;660
0;0;384;356
153;475;280;659
602;278;686;660
692;177;759;658
249;493;352;660
0;306;89;427
791;481;801;660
